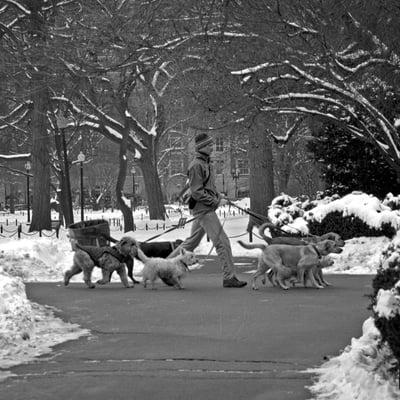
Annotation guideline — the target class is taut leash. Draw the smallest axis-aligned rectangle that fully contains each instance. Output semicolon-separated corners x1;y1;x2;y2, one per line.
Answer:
227;199;315;238
144;215;198;243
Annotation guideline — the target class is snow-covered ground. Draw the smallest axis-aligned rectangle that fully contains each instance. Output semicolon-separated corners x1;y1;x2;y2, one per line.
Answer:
0;196;399;399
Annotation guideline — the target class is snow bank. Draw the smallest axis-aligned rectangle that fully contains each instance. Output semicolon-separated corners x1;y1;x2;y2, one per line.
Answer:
0;259;89;381
307;318;400;400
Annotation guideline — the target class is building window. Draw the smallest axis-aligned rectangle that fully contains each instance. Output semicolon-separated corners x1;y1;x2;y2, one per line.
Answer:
237;159;249;175
215;137;224;152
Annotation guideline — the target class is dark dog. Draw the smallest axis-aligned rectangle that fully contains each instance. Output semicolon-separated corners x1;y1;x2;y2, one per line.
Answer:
102;233;183;285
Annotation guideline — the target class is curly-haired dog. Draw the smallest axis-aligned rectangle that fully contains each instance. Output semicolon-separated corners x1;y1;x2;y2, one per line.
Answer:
136;246;198;289
64;236;137;289
238;239;342;290
258;222;345;247
101;233;183;285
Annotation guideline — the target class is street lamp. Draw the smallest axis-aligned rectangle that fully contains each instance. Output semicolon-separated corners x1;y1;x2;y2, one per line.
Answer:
231;167;240;199
131;166;136;212
77;151;85;221
25;161;31;222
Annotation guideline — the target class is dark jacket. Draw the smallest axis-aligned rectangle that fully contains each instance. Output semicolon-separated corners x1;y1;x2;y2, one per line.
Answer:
188;152;220;215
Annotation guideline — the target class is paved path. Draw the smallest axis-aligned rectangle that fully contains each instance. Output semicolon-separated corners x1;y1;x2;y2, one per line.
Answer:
0;257;372;400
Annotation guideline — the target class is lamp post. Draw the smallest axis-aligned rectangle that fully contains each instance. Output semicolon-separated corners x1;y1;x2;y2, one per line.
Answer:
131;166;136;212
25;161;31;222
231;167;240;199
77;151;85;221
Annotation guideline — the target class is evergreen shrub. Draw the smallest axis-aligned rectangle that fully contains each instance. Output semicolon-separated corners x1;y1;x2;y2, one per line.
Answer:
307;211;396;240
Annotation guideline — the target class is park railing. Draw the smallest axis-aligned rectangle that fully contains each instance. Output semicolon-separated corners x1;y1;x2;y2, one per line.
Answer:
0;207;248;240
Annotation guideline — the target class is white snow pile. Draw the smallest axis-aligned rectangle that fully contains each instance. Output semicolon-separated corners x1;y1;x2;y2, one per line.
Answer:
307;233;400;400
307;318;399;400
0;243;89;381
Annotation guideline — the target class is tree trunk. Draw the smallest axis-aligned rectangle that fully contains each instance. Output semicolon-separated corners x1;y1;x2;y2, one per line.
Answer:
138;153;165;220
116;128;134;232
247;118;275;232
29;74;51;232
27;1;51;232
54;129;74;226
275;144;293;194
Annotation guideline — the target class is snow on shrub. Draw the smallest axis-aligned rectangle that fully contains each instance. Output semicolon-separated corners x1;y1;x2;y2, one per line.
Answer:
370;233;400;379
305;192;400;231
267;191;400;240
383;193;400;211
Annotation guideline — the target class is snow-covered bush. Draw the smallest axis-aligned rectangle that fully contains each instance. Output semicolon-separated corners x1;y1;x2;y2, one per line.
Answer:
267;191;400;240
371;234;400;377
305;192;399;239
383;193;400;211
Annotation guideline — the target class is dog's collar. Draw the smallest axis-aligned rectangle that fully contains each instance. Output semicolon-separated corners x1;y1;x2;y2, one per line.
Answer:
179;259;190;271
311;244;322;258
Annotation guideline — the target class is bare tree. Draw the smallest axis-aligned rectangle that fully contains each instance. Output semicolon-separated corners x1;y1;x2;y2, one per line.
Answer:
231;0;400;180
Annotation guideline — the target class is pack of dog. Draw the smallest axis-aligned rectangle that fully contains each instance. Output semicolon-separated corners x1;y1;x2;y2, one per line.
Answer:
101;233;184;286
65;232;185;289
238;222;345;290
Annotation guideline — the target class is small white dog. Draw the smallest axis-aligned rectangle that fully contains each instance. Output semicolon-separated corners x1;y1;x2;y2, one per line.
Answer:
136;246;198;289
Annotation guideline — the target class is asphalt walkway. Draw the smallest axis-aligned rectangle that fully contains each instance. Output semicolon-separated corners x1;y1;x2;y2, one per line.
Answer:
0;257;372;400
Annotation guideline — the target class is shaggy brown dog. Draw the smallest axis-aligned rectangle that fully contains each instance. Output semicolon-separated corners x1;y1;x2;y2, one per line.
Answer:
238;239;343;290
64;236;137;289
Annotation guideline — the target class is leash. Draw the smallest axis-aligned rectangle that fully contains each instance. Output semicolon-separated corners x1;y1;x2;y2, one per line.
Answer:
143;215;198;243
227;199;316;238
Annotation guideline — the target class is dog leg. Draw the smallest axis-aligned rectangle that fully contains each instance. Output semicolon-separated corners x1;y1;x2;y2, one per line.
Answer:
251;271;264;290
252;259;267;290
64;263;82;286
150;278;157;290
174;277;184;290
276;273;290;290
125;257;140;284
317;269;331;286
115;265;132;288
97;268;112;285
82;266;96;289
306;267;324;289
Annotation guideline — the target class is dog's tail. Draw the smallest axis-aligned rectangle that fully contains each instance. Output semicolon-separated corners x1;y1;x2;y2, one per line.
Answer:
258;222;274;244
136;246;150;263
238;240;267;251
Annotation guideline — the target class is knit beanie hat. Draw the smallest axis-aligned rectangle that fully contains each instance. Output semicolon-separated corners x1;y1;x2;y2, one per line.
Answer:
195;133;213;151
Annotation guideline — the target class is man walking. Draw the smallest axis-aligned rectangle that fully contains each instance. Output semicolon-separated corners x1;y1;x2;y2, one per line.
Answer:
170;133;247;288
